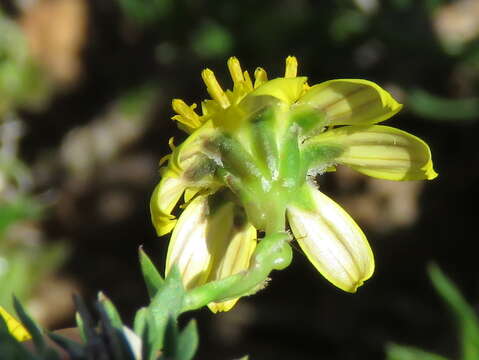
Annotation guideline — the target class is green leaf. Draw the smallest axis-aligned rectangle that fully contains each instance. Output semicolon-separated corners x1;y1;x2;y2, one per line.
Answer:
0;315;37;360
98;292;123;329
97;305;136;360
158;318;198;360
48;332;85;359
73;296;97;344
386;343;448;360
161;316;179;359
142;266;186;359
177;319;199;360
133;307;148;337
408;89;479;122
12;296;46;354
429;264;479;360
139;247;164;298
74;312;86;343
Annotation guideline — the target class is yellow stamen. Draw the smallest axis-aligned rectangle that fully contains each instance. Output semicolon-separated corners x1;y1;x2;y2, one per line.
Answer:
254;67;268;88
172;99;202;129
201;69;230;109
243;70;253;91
285;56;298;78
227;57;245;86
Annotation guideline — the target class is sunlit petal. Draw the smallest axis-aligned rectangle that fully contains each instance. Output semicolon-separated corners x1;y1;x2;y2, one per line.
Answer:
297;79;402;125
307;125;438;180
251;77;308;105
287;186;374;293
208;223;257;312
166;195;241;290
150;176;186;236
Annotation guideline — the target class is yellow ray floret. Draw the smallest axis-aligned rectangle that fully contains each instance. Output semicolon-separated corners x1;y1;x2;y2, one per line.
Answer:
0;306;31;342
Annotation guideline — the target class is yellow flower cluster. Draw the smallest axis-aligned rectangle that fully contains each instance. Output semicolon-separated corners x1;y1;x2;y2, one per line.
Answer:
151;56;437;312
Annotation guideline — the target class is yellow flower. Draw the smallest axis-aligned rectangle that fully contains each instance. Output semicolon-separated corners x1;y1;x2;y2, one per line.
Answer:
0;306;31;342
150;56;437;312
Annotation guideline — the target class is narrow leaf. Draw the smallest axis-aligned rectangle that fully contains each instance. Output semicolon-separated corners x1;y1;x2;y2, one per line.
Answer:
98;292;123;329
386;343;448;360
12;296;45;353
75;312;86;343
97;305;135;360
177;319;199;360
429;264;479;360
48;332;85;359
0;315;37;360
408;89;479;122
133;307;147;337
162;316;179;358
139;247;165;298
72;296;96;343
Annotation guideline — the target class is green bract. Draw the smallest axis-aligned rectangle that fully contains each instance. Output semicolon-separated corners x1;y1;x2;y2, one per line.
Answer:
150;56;437;312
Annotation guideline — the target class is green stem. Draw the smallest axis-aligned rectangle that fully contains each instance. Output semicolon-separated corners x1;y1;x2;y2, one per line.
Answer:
182;232;292;312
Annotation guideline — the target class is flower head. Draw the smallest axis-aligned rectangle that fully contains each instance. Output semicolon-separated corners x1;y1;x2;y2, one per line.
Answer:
151;56;437;312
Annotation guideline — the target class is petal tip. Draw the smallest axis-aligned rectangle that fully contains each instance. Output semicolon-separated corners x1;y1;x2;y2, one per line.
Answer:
208;300;237;313
426;167;439;180
345;279;365;293
391;101;403;113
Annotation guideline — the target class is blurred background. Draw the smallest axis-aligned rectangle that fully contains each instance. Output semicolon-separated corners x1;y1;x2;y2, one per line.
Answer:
1;0;479;359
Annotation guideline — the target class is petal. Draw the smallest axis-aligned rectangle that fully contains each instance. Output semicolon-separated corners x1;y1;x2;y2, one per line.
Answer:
0;306;31;342
207;223;257;313
296;79;402;125
166;195;237;290
165;195;215;288
250;77;308;105
308;125;438;180
150;176;186;236
287;186;374;293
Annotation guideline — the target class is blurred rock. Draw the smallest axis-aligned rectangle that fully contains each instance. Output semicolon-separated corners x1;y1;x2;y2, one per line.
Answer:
28;275;79;328
434;0;479;52
60;92;154;179
20;0;88;85
334;167;423;233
